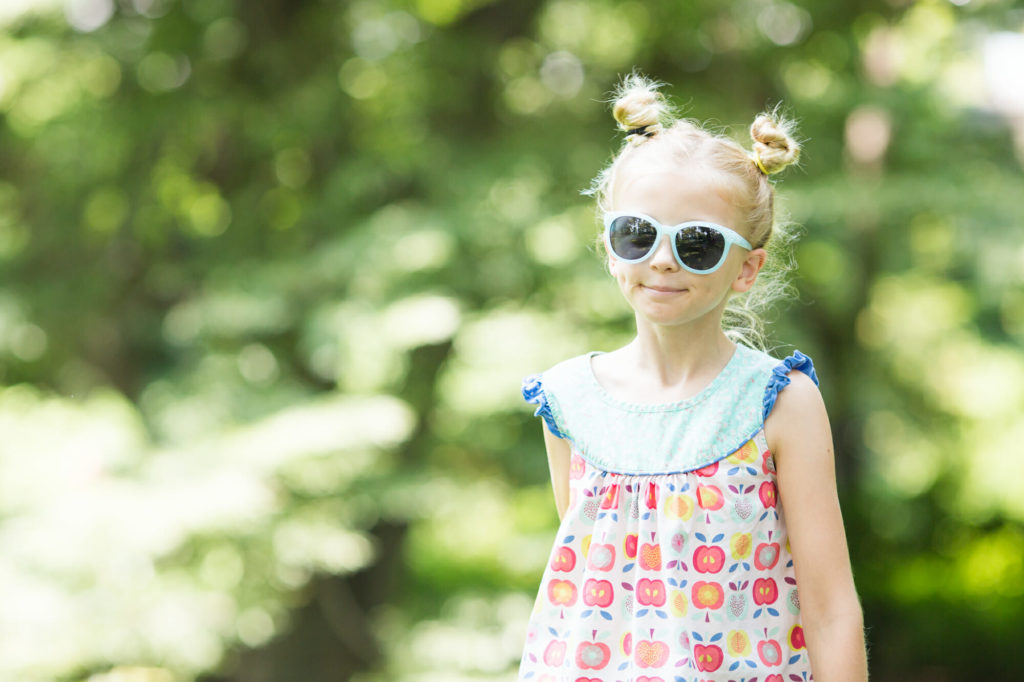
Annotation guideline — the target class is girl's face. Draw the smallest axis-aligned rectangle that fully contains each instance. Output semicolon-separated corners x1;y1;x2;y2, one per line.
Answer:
606;164;766;329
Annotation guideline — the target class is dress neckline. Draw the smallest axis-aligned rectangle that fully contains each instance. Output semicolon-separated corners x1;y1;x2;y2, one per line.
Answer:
584;343;746;412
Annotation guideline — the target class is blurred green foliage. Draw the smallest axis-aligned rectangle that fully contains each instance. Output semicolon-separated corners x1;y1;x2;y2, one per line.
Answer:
1;0;1023;680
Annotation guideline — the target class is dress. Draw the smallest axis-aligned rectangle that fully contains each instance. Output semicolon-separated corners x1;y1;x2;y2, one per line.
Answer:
518;342;818;682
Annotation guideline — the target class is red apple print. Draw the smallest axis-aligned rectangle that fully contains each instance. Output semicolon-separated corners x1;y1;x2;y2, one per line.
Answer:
575;641;611;669
550;546;576;572
645;481;659;509
573;678;601;682
583;578;614;607
636;578;666;607
600;482;620;510
758;480;777;508
543;640;566;666
762;450;776;474
639;543;662;570
754;542;780;570
765;676;784;682
636;677;665;682
691;580;725;610
694;460;719;477
696;484;724;510
757;638;783;666
624;533;638;559
547;579;577;606
569;453;586;479
753;577;779;605
789;624;806;650
693;545;726;574
634;639;670;668
694;643;724;672
587;543;616;571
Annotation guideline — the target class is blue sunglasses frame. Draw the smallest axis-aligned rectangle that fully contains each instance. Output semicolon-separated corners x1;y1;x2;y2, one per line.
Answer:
603;211;753;275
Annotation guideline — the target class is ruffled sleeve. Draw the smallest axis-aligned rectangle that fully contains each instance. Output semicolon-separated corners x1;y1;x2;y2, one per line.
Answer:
761;350;819;421
522;373;566;439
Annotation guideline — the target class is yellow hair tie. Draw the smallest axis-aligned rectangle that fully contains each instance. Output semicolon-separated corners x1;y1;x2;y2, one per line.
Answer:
751;150;771;175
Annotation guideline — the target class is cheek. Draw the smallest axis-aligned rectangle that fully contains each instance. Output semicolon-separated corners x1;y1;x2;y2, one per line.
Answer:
715;252;745;279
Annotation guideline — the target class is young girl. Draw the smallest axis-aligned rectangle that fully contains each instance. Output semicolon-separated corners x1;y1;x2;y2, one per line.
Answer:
519;72;867;681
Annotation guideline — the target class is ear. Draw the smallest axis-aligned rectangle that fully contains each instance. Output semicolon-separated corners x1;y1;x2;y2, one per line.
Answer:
731;248;767;293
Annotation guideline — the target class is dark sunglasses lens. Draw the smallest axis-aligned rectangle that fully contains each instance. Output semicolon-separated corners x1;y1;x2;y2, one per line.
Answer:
609;216;658;260
676;225;725;271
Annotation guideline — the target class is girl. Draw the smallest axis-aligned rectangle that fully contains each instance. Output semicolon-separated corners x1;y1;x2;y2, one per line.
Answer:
519;71;867;681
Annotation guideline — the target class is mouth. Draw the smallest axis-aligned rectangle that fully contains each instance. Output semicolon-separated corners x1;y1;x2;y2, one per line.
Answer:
642;285;687;293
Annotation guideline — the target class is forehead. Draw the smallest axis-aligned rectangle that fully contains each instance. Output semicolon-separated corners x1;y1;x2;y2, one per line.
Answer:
611;162;744;228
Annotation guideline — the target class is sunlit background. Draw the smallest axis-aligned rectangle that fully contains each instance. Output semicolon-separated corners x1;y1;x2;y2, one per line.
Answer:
0;0;1023;680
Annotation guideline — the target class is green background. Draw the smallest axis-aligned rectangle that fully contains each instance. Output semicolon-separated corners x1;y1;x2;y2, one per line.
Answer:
1;0;1023;680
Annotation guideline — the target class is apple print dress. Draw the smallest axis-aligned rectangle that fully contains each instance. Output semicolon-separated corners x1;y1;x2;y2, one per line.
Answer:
518;342;818;682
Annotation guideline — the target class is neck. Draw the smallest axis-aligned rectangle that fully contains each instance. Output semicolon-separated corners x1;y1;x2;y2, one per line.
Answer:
626;312;736;388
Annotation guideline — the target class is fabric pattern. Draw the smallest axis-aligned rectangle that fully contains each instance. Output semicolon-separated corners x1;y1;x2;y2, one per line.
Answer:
524;373;566;439
518;343;818;682
761;350;818;422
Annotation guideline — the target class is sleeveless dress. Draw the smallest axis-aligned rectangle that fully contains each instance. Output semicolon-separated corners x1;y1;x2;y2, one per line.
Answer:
518;342;818;682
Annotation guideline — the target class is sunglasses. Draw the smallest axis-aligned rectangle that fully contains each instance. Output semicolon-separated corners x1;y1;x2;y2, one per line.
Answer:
603;211;753;274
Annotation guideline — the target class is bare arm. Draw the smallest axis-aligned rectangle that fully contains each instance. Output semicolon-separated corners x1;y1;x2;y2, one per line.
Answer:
765;370;868;681
541;422;571;521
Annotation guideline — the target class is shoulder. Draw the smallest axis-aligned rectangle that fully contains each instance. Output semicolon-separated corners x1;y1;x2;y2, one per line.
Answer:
763;368;830;463
524;352;591;387
534;352;593;394
768;368;824;416
522;352;595;443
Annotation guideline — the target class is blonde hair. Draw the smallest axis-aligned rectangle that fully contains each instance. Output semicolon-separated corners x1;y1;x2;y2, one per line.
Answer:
582;69;803;352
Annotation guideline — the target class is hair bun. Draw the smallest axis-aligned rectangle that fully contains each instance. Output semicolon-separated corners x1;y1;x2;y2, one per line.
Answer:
611;70;671;142
750;113;800;175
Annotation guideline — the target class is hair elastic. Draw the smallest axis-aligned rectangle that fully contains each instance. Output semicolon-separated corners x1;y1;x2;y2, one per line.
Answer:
751;150;772;175
626;124;655;137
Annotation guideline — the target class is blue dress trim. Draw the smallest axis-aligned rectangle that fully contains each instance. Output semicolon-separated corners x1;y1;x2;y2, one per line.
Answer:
522;373;565;439
761;350;819;421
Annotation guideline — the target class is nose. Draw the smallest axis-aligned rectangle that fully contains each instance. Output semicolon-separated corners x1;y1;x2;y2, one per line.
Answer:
648;233;679;271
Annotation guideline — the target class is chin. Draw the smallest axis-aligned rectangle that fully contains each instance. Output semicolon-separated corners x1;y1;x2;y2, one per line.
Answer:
634;307;689;324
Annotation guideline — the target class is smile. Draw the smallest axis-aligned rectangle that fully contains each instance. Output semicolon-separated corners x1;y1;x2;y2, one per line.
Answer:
642;285;687;295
